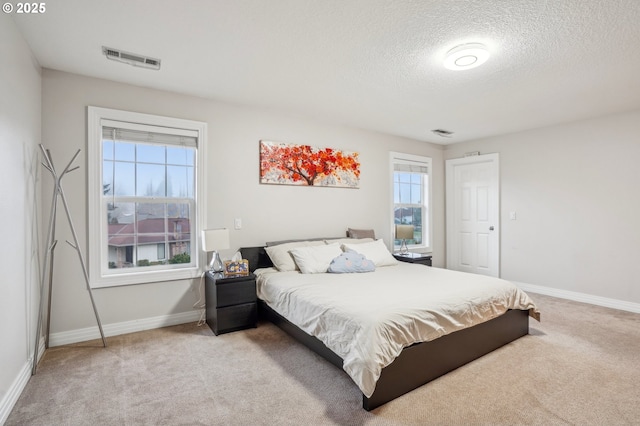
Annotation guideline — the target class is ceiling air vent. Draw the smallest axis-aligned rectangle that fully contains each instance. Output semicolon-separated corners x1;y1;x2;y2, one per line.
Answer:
102;46;161;70
431;129;454;138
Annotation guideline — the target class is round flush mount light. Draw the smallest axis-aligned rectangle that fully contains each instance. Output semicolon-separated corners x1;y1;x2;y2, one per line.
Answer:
443;43;490;71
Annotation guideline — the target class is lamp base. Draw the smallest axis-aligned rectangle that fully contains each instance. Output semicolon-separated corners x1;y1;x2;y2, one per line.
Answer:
399;240;409;254
209;251;224;273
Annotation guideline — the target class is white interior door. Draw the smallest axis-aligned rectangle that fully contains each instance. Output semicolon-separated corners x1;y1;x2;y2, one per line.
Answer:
446;154;499;277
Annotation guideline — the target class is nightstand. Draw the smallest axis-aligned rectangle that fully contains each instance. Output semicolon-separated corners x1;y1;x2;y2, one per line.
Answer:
205;272;257;335
393;252;432;266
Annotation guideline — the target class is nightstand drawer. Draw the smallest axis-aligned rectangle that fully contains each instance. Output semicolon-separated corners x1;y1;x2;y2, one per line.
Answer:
214;303;257;335
215;280;256;308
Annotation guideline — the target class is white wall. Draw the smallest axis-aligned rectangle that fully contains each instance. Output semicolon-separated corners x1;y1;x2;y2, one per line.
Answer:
0;14;42;424
444;110;640;305
41;69;445;337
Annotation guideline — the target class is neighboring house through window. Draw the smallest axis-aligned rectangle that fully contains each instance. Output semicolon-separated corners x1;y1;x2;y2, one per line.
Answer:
390;152;432;252
88;107;206;288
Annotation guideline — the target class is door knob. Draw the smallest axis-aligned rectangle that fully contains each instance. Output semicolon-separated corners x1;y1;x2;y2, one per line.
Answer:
489;226;494;231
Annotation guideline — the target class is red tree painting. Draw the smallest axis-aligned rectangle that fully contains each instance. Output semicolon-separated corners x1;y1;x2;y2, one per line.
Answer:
260;141;360;188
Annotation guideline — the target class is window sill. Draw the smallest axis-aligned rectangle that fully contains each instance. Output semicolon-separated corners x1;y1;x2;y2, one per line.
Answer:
91;267;202;288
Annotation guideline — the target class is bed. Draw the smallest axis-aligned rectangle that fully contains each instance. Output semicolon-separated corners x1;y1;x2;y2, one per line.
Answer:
240;240;539;410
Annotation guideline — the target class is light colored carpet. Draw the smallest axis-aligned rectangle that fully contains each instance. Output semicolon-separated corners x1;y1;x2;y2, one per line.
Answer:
7;293;640;425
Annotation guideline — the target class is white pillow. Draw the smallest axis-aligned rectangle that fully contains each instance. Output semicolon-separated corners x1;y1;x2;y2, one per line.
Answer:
289;243;344;274
265;240;325;272
342;239;398;267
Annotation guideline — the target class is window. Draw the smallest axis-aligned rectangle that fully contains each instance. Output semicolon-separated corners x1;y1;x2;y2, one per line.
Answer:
390;152;432;252
88;107;206;288
157;243;166;260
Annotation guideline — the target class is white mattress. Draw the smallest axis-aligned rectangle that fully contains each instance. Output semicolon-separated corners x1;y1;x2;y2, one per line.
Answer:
255;263;540;398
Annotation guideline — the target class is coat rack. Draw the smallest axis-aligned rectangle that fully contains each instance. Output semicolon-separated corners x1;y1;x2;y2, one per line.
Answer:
33;144;106;375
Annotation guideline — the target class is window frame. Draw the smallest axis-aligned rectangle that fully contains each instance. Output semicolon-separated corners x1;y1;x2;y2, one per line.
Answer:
389;151;432;253
88;106;207;288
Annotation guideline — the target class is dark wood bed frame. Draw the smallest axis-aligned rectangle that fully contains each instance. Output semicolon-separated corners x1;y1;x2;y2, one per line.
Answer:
240;246;530;411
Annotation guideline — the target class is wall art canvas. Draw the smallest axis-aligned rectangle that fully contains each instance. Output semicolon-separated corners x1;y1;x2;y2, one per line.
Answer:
259;140;360;188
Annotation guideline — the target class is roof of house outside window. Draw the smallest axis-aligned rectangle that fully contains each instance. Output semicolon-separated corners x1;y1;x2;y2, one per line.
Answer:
108;218;190;247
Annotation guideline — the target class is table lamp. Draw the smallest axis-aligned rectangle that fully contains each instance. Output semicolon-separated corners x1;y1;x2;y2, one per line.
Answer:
395;224;414;255
201;228;230;272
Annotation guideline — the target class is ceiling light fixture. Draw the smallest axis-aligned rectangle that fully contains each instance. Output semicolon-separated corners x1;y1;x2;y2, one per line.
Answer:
443;43;489;71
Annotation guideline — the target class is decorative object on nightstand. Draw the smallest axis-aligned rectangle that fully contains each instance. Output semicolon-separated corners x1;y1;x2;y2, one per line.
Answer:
224;259;249;276
393;252;433;267
205;272;257;335
395;224;414;254
201;228;230;272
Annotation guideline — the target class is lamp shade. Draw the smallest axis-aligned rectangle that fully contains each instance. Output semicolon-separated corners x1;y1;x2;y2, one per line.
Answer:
395;224;414;240
201;228;230;252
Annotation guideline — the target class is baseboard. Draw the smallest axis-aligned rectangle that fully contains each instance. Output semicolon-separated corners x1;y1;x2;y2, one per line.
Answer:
48;309;203;347
515;282;640;314
1;336;47;424
0;359;32;425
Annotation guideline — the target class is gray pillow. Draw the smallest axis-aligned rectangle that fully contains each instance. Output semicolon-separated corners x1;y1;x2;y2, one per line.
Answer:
327;251;375;273
347;228;375;239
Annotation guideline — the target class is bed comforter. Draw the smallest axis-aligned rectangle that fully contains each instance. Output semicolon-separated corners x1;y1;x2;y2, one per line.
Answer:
255;262;540;398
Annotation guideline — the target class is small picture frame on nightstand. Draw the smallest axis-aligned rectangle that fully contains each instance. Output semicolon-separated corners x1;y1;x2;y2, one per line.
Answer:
224;259;249;276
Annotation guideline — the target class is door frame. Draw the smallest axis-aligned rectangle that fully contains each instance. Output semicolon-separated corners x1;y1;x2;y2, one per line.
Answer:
445;153;500;276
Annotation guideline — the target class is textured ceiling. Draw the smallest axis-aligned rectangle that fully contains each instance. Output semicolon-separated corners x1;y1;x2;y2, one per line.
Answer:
12;0;640;143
